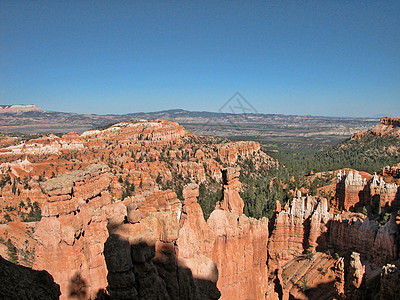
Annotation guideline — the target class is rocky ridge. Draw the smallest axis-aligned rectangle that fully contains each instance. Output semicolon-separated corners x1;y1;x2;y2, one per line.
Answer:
0;120;275;299
0;119;399;299
352;116;400;138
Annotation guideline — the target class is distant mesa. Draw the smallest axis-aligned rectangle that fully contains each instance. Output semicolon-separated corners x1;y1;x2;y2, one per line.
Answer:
0;104;43;113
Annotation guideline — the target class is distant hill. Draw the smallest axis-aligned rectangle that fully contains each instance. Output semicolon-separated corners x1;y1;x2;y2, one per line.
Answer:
318;117;400;173
0;106;379;150
275;117;400;175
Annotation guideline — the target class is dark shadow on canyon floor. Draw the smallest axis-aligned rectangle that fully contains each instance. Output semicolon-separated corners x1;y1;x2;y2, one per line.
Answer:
98;233;220;300
0;255;61;299
302;280;336;300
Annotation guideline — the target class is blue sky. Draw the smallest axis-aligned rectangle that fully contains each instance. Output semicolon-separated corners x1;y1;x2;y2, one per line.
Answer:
1;1;399;117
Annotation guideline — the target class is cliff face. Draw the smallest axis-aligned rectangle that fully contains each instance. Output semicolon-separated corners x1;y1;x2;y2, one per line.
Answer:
335;170;399;211
32;164;118;299
268;195;331;271
327;213;399;265
104;187;222;300
179;168;269;299
269;194;399;266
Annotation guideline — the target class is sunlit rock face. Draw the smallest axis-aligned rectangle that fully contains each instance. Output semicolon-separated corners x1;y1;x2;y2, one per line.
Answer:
268;195;331;272
335;170;399;211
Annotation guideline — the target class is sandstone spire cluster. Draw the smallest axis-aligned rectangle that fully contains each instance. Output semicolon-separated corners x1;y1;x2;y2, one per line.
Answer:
336;169;399;210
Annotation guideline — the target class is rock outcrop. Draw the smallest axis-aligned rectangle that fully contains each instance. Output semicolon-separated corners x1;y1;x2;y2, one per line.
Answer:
104;175;270;300
383;163;400;179
267;193;400;299
31;164;119;299
207;211;269;299
215;167;244;215
327;213;399;265
379;116;400;128
180;179;270;300
346;252;365;292
352;116;400;138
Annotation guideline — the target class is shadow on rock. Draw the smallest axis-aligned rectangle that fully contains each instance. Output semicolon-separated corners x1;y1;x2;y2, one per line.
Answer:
101;233;220;300
0;255;61;300
301;280;336;300
68;271;88;299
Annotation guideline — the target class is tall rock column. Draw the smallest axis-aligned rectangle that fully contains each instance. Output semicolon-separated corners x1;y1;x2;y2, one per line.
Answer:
216;167;244;215
177;183;220;298
208;168;269;299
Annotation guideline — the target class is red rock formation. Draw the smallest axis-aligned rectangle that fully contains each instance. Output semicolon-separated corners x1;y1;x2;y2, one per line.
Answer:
380;116;400;127
207;211;269;299
345;251;365;293
104;185;221;299
383;163;400;179
335;169;399;211
327;213;399;266
215;167;244;215
177;183;219;293
217;141;260;164
31;164;120;299
106;175;270;299
178;180;270;300
268;195;331;271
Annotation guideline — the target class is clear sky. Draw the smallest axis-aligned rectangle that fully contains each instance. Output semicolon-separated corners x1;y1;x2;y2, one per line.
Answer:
1;1;399;117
